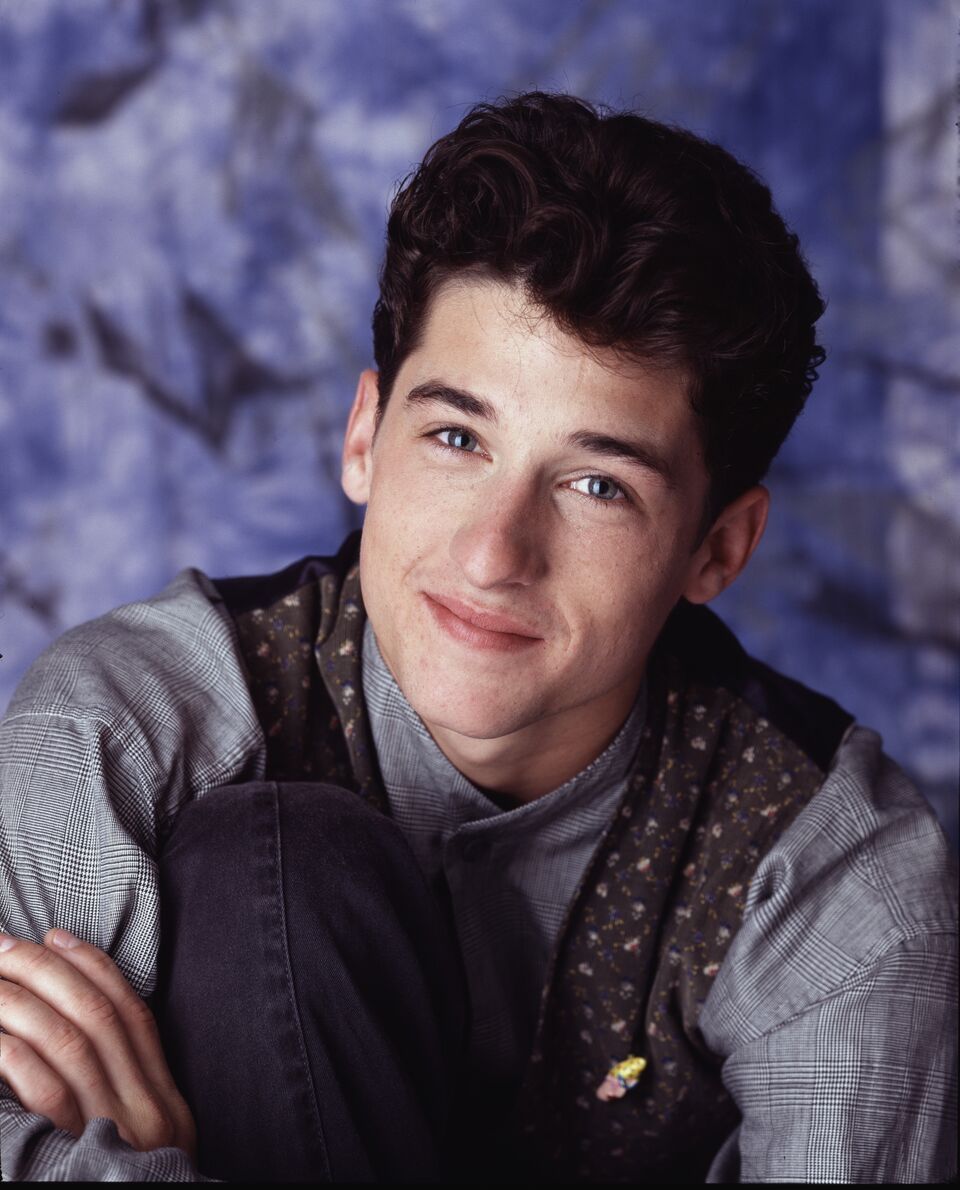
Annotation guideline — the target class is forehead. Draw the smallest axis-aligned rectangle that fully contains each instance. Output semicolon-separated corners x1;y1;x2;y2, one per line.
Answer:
397;277;699;449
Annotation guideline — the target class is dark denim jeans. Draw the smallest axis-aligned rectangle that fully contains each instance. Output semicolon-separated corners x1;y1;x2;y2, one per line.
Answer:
150;782;467;1183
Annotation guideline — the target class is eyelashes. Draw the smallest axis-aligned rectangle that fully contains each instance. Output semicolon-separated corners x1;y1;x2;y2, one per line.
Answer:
423;425;631;508
433;427;481;454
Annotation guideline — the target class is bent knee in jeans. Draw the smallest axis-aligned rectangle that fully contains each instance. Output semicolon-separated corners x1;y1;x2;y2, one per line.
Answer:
152;780;465;1183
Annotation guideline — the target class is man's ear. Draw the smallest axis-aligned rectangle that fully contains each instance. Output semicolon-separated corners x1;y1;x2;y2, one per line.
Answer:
682;485;769;604
341;368;380;505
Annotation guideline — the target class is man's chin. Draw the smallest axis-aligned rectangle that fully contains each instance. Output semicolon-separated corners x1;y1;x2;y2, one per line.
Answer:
378;639;553;742
406;687;546;746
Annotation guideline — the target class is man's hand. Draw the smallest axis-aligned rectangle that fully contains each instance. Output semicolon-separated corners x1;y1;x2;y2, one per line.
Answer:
0;927;197;1164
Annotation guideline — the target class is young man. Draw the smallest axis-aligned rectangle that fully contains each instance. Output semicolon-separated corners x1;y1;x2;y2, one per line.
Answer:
0;93;956;1183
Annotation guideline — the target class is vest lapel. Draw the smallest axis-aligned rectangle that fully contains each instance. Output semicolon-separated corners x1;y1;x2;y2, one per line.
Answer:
313;550;389;812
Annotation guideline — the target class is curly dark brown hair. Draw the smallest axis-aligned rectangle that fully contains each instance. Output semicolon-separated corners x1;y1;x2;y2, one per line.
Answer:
372;91;826;523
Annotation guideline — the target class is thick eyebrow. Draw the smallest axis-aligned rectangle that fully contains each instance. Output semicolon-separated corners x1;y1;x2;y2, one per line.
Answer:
404;378;674;487
404;381;500;425
565;429;676;488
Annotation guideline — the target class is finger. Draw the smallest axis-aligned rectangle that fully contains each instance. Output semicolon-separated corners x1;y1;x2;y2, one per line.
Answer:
0;973;119;1129
39;930;197;1157
0;935;145;1106
0;935;185;1154
0;1018;85;1138
41;929;183;1099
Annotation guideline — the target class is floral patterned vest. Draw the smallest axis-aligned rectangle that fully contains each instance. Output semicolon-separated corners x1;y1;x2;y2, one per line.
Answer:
212;530;852;1183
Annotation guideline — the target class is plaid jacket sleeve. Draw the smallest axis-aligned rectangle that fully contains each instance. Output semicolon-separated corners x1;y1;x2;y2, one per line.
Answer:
0;568;265;1182
701;726;958;1184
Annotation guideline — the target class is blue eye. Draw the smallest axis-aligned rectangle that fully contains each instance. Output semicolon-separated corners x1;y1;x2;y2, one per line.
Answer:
569;475;627;503
435;427;480;452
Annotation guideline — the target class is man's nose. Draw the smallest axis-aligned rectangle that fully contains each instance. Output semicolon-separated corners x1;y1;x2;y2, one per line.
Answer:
449;482;548;590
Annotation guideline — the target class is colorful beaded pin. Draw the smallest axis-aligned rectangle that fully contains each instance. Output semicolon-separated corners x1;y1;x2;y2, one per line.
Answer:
595;1055;648;1101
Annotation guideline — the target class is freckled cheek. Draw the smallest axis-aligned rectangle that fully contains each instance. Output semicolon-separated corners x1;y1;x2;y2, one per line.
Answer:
573;606;645;678
363;468;464;649
374;457;468;535
368;464;438;555
561;546;671;660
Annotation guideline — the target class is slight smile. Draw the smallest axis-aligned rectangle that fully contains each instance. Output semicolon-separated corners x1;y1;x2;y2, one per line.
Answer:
423;592;545;653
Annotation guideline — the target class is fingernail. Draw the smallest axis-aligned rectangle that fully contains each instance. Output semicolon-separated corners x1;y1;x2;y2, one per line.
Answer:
0;934;17;953
51;928;81;949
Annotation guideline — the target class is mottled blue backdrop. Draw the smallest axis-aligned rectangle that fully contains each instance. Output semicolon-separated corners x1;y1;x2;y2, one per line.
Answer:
0;0;956;842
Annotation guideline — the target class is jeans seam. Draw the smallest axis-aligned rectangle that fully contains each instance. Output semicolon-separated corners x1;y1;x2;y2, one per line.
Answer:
267;781;333;1182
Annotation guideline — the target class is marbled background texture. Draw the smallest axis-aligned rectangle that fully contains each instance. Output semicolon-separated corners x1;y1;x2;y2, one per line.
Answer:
0;0;956;843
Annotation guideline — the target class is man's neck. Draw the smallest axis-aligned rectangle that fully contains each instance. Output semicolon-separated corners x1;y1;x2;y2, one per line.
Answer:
425;676;645;804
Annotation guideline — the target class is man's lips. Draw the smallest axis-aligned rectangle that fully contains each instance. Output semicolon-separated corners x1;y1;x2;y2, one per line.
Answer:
425;592;543;637
423;591;545;652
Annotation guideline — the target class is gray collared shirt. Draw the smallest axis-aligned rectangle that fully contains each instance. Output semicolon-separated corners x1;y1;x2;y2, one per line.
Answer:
0;564;956;1182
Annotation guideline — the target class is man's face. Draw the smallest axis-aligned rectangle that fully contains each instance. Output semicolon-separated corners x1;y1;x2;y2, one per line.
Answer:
343;278;715;766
